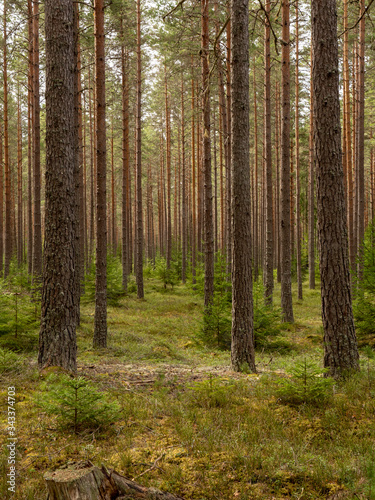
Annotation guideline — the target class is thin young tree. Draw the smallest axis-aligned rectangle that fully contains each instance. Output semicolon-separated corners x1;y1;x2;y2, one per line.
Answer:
39;0;77;372
93;0;108;347
312;0;359;378
231;0;256;373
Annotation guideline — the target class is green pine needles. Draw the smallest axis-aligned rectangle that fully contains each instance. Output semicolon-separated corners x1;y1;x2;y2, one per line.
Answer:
37;374;121;434
276;359;334;406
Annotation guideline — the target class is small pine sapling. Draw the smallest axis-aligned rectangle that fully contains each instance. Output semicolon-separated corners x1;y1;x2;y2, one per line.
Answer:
37;375;121;434
276;359;334;406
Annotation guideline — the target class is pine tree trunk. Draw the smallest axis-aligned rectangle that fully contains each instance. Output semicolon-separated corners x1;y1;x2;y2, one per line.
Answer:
308;45;315;289
280;0;294;322
357;0;365;281
312;0;359;378
181;76;187;283
165;72;172;270
73;1;81;324
39;0;77;373
75;4;85;290
0;122;3;277
191;68;197;283
201;0;214;309
32;0;42;280
135;0;144;299
231;0;256;373
264;0;273;305
121;34;130;290
275;81;281;283
343;0;354;271
27;0;33;276
295;0;302;301
3;1;12;278
17;93;23;266
253;66;259;282
226;16;232;278
93;0;108;347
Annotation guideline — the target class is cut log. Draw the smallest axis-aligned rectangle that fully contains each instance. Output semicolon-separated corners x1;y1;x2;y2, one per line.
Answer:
44;461;184;500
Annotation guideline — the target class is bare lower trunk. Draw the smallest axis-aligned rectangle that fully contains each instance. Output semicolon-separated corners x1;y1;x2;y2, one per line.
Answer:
93;0;107;347
312;0;359;378
280;0;294;322
231;0;256;373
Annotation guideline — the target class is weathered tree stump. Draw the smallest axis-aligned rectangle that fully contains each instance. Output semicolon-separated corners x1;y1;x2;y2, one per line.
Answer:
44;461;184;500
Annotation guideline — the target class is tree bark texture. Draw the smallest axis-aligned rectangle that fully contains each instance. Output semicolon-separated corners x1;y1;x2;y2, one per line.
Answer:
27;0;33;275
121;34;130;291
357;0;365;281
135;0;144;299
93;0;108;347
33;0;43;279
264;0;274;305
3;0;12;278
280;0;294;323
201;0;214;309
311;0;359;378
39;0;77;373
230;0;256;373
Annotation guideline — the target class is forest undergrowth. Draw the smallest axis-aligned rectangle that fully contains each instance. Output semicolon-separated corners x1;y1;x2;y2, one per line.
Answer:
1;271;375;500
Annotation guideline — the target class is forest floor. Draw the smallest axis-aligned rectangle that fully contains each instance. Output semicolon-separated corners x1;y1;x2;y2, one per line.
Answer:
1;277;375;499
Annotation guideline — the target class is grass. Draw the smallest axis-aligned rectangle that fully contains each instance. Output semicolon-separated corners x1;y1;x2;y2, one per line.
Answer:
1;276;375;499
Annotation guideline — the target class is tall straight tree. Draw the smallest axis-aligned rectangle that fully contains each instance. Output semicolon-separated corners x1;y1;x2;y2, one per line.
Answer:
264;0;273;305
280;0;294;322
308;45;315;289
121;21;130;292
27;0;33;275
181;75;187;283
231;0;256;373
201;0;214;310
295;0;302;301
93;0;107;347
3;0;12;278
311;0;359;378
33;0;42;279
39;0;77;372
357;0;365;281
135;0;144;298
0;122;3;277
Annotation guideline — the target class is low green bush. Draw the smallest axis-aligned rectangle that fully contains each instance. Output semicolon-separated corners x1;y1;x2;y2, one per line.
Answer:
276;359;334;406
36;374;122;434
83;254;125;306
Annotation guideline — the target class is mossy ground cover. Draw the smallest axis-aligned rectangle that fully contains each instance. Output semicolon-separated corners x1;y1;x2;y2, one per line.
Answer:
1;278;375;499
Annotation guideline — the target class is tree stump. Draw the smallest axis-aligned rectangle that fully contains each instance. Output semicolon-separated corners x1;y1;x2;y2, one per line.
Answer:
44;461;184;500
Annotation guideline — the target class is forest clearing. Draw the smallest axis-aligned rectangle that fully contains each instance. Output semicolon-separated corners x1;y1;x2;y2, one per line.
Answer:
1;272;375;499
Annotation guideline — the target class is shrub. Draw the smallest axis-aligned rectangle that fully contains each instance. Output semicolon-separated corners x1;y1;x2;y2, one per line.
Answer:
83;254;125;306
198;271;284;351
353;220;375;345
187;376;237;409
0;348;23;374
36;374;121;434
276;359;334;406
